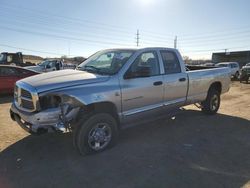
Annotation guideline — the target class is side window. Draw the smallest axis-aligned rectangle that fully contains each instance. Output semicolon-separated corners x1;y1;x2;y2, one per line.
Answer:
125;51;160;78
160;51;181;74
7;55;13;63
17;68;30;75
0;67;17;76
232;63;238;68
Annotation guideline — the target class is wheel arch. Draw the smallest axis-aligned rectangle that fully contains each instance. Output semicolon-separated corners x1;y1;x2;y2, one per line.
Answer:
208;82;222;94
77;101;120;128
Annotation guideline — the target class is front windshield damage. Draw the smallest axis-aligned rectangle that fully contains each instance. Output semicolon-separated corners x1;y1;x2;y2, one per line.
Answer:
77;50;134;75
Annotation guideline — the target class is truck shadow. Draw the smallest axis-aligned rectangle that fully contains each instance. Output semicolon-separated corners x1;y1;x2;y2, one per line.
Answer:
0;109;250;188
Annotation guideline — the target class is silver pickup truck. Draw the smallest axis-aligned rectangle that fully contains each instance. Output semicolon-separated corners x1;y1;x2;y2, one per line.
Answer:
10;48;231;155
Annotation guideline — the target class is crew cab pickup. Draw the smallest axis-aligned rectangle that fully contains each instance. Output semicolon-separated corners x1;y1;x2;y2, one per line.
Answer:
10;48;231;155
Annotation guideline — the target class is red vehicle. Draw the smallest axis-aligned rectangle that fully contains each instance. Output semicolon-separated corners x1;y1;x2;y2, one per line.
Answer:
0;65;39;94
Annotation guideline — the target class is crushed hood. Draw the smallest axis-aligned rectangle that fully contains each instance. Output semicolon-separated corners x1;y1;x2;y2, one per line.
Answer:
20;69;110;93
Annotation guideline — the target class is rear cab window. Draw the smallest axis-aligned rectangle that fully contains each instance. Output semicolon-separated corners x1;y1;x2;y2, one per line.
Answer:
160;51;181;74
0;67;18;76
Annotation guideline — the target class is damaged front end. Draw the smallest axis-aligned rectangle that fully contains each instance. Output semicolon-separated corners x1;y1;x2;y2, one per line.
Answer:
10;93;81;135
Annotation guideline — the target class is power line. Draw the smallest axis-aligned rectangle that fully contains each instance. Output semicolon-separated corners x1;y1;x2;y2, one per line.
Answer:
180;45;250;53
0;43;68;56
0;2;176;39
0;16;134;44
0;26;134;47
0;3;135;35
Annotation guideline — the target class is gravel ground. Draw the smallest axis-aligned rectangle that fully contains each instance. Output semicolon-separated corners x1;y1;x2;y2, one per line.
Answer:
0;81;249;188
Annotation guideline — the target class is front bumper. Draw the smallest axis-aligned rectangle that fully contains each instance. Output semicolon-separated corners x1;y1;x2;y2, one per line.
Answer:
10;103;63;134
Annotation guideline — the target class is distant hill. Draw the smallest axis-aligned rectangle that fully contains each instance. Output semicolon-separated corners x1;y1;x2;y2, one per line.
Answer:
23;55;44;64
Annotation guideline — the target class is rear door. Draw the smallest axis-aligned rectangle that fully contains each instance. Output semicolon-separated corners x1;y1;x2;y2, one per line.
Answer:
120;51;164;124
159;50;188;108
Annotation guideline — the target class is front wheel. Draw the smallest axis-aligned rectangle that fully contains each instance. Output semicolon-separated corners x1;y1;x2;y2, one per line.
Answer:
201;89;220;115
74;113;118;155
235;71;240;79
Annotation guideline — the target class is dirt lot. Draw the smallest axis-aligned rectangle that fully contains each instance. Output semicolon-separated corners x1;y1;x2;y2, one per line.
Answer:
0;82;249;188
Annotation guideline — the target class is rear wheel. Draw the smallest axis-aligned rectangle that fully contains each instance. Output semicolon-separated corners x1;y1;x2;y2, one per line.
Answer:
74;113;118;155
235;71;240;79
201;89;220;115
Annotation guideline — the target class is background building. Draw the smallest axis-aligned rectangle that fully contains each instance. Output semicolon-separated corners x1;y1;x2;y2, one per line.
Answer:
212;50;250;67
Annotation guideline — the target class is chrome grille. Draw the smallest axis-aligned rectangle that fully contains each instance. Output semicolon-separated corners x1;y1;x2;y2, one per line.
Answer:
20;99;34;110
21;89;32;99
15;82;38;112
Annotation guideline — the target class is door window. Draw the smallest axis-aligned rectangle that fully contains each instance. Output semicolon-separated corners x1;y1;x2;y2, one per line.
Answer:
160;51;181;74
0;67;17;76
125;51;160;78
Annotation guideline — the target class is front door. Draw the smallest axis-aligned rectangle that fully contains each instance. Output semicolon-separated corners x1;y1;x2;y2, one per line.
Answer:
120;51;164;125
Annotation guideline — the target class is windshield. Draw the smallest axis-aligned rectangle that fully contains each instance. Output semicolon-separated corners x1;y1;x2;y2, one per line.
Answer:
218;64;228;67
38;60;50;67
77;50;135;75
38;60;56;67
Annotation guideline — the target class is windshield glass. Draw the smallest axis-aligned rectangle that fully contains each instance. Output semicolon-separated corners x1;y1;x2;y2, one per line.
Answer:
77;50;135;75
38;60;56;67
38;60;50;67
218;64;228;67
0;53;6;62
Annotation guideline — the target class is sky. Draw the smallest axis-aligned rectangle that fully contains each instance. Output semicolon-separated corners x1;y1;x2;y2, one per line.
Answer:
0;0;250;59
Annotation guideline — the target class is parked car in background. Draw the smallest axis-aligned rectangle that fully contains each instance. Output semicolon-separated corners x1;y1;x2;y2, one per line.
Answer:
204;63;215;67
240;63;250;83
242;62;250;69
0;65;39;94
25;60;63;73
0;52;25;66
216;62;240;79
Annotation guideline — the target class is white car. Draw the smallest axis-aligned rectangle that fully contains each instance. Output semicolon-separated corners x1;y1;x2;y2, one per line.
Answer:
25;60;63;73
242;62;250;69
216;62;240;78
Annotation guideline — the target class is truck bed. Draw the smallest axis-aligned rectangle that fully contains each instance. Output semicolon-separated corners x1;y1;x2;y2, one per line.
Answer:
185;66;231;105
186;65;219;71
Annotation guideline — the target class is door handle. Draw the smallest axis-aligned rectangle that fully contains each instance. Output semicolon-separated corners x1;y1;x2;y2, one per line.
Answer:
153;81;163;86
179;78;186;82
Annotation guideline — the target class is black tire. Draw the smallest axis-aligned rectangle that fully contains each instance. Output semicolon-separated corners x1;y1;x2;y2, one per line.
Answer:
74;113;118;155
72;111;93;149
234;71;240;79
201;89;220;115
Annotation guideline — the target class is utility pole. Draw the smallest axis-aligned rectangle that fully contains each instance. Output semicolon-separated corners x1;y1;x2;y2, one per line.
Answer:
68;41;71;57
136;29;140;47
174;36;177;49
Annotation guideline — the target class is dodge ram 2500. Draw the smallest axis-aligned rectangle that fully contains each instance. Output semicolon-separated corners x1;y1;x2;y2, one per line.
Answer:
10;48;231;155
